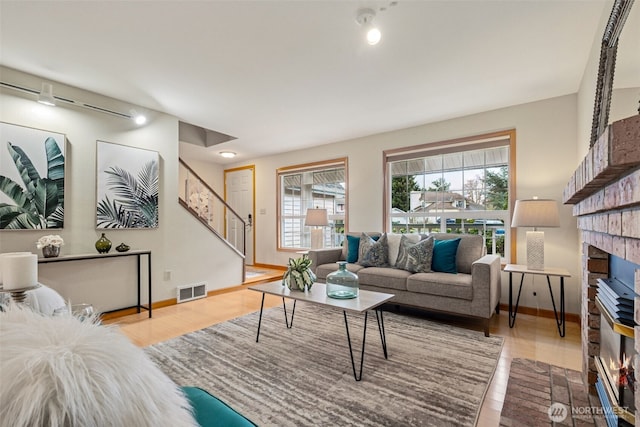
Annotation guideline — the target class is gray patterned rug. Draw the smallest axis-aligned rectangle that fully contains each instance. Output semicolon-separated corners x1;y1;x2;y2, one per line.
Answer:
146;303;503;426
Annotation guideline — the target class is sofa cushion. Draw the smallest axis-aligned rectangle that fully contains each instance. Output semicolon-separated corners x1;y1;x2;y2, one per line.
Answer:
342;232;381;262
386;233;421;266
181;386;257;427
430;233;484;274
406;272;473;300
395;235;434;273
358;233;389;267
431;238;461;273
315;262;365;281
357;267;411;291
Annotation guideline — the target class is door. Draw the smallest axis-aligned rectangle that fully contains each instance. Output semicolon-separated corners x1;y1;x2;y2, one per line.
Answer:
225;166;254;265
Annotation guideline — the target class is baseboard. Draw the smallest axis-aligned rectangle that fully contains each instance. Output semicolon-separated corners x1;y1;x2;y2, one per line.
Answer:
252;262;286;271
498;303;580;323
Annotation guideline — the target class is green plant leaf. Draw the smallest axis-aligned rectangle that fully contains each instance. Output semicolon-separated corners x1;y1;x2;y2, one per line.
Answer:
97;195;133;228
46;205;64;228
0;204;43;229
0;176;31;209
45;137;65;206
7;142;40;194
32;178;60;219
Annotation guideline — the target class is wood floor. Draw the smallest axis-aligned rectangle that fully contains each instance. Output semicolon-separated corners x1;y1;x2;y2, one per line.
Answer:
107;269;581;427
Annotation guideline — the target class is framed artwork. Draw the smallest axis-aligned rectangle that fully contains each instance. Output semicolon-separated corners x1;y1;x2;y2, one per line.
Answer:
96;140;159;229
0;122;66;230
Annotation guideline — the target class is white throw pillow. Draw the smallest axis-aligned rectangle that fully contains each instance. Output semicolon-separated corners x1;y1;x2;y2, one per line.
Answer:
386;233;421;266
0;305;198;427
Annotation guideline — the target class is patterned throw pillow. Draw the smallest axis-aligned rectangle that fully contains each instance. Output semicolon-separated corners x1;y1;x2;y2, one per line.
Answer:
395;235;434;273
358;233;389;267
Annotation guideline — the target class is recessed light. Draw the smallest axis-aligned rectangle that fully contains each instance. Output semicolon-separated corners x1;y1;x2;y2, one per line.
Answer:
220;151;236;158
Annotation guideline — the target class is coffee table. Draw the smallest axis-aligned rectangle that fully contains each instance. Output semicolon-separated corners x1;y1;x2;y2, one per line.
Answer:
249;281;394;381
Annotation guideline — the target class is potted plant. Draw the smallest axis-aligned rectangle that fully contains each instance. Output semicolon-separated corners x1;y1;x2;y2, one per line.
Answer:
36;234;64;258
282;255;316;291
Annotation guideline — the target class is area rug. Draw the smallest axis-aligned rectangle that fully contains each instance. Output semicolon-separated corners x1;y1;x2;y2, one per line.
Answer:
499;358;599;426
146;303;504;426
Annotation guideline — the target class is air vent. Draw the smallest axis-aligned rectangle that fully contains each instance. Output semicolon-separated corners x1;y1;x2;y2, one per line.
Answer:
177;282;207;303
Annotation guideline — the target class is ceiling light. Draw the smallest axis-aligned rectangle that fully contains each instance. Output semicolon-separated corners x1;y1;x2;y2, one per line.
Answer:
219;151;236;158
356;8;381;45
37;83;56;106
130;109;147;125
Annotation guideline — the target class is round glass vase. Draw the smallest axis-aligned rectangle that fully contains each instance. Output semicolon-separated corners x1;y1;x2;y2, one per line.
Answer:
326;261;359;299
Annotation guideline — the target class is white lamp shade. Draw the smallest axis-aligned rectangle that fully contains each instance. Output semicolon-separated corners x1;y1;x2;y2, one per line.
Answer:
305;209;329;226
511;199;560;228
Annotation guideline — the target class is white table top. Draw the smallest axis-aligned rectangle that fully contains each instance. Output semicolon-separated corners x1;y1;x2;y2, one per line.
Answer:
504;264;571;277
249;281;394;314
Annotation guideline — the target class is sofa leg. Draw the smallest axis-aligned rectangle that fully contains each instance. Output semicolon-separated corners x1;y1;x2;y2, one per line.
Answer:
495;304;500;314
484;319;490;337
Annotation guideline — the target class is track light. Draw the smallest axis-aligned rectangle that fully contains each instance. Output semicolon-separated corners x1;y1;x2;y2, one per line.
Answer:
130;109;147;125
37;83;56;106
356;8;381;45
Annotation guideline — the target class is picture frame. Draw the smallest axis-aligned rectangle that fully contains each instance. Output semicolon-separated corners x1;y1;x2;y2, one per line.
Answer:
0;122;66;230
96;140;159;229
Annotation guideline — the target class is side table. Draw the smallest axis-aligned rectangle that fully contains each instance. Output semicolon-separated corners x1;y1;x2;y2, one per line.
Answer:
504;264;570;337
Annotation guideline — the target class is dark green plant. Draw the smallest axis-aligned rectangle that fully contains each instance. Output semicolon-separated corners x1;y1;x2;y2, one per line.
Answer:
96;160;158;228
391;175;421;212
0;138;64;229
484;167;508;210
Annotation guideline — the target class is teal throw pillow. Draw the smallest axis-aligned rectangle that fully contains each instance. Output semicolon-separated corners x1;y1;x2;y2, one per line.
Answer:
358;233;389;267
395;235;434;273
346;234;379;263
431;238;461;274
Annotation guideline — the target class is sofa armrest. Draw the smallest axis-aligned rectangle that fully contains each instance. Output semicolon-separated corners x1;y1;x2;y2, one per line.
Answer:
307;248;343;274
470;254;502;319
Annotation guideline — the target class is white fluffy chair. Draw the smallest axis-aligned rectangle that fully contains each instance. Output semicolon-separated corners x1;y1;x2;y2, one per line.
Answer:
0;304;198;427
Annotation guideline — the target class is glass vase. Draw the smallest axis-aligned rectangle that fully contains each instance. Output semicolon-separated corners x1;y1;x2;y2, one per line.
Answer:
326;261;358;299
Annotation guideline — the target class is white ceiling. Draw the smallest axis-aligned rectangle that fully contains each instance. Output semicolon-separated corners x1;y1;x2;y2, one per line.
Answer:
1;1;638;164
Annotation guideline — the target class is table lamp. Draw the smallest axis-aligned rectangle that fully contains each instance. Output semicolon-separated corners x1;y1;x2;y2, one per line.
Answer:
305;208;328;249
511;198;560;270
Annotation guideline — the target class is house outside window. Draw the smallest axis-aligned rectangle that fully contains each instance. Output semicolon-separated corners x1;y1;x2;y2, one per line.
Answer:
384;130;515;261
277;158;347;251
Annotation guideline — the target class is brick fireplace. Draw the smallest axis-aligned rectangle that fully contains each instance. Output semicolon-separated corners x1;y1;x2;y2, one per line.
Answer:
563;115;640;424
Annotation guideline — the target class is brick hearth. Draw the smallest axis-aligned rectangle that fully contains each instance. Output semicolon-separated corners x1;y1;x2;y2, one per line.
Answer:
563;115;640;420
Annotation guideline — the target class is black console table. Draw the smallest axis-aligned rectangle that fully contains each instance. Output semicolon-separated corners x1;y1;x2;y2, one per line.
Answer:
38;250;152;318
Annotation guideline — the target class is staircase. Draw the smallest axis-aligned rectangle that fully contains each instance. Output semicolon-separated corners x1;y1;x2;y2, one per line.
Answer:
178;159;246;276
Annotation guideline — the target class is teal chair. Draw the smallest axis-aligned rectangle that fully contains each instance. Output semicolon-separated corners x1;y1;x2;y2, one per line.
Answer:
181;387;257;427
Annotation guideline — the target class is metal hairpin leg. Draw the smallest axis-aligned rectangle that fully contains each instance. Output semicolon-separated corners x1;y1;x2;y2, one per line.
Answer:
508;272;525;328
255;295;296;343
343;309;388;381
547;276;565;337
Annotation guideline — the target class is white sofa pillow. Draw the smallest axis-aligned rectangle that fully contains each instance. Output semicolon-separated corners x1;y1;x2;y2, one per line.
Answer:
0;305;198;427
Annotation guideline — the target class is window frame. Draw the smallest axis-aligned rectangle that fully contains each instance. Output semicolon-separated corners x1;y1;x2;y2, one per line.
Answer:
277;157;348;252
383;130;517;263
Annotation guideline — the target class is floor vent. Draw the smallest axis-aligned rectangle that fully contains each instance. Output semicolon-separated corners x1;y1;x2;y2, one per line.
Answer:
177;282;207;303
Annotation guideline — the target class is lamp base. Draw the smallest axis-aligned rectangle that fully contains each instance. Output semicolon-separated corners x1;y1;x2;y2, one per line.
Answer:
526;231;545;270
310;228;324;250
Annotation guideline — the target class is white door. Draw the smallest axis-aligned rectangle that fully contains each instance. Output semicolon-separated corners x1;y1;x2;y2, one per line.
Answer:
225;167;254;265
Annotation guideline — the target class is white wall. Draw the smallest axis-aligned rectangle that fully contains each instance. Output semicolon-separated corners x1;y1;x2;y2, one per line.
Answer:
0;67;242;312
232;94;582;314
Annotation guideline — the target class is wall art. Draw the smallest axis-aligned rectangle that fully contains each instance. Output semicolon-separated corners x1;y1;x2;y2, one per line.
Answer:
0;122;65;230
96;140;159;229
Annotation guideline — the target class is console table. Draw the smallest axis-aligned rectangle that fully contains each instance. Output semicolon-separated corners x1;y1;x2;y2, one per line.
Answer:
38;250;152;318
504;264;570;337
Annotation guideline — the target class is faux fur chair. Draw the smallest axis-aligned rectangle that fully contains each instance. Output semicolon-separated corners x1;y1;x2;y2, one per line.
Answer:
0;304;198;427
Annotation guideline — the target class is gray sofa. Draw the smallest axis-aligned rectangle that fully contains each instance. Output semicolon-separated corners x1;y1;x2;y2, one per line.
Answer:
308;232;501;336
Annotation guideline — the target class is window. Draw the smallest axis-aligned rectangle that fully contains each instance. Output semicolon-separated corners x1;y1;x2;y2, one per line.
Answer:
385;131;515;261
277;158;347;250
